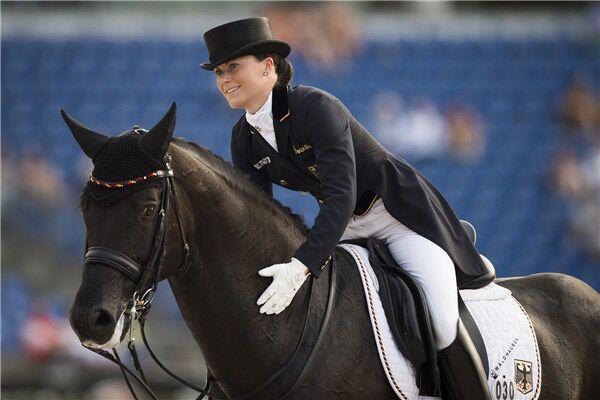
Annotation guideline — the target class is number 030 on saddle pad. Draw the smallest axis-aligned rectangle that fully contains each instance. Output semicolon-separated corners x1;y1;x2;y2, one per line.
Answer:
338;243;541;400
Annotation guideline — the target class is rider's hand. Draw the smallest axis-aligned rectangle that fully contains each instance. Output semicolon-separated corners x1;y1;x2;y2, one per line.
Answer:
257;257;309;315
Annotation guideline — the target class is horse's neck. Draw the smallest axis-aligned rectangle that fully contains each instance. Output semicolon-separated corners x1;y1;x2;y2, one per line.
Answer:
168;150;309;395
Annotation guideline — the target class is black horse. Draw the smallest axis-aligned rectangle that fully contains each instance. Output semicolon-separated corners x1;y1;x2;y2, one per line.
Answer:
66;105;600;399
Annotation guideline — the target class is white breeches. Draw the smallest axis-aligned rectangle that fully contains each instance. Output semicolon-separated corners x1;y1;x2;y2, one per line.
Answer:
341;198;459;350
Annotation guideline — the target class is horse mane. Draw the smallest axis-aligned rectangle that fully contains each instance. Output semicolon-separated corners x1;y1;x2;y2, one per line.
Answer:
172;137;309;236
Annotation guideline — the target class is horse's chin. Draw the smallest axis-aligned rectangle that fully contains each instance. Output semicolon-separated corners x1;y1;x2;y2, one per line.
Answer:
82;308;131;350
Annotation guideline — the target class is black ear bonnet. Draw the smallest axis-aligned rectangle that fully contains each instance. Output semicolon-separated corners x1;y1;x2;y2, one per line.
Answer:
62;102;177;206
84;129;165;204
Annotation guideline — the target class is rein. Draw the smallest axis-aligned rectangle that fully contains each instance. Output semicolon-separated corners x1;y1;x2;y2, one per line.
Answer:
81;143;338;399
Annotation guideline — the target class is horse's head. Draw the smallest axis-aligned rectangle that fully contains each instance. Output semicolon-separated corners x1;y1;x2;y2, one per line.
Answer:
64;103;187;350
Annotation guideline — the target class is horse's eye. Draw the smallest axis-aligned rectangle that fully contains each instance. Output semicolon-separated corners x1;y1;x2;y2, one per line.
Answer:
142;206;155;217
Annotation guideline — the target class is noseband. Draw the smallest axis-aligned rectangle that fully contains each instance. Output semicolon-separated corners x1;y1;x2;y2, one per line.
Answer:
81;144;211;400
84;164;190;297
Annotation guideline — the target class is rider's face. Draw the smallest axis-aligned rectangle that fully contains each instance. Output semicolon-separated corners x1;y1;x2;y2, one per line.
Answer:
213;55;275;113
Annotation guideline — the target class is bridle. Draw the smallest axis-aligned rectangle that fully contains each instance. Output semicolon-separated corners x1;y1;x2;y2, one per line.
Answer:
79;133;338;400
81;146;212;400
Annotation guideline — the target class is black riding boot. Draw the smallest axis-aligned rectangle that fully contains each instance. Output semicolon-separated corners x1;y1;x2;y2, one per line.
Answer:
437;320;492;400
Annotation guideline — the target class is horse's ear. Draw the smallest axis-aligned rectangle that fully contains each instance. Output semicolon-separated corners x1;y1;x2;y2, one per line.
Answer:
140;102;176;162
61;109;109;159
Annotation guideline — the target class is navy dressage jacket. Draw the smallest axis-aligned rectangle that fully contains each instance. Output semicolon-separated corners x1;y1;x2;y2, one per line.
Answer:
230;84;491;288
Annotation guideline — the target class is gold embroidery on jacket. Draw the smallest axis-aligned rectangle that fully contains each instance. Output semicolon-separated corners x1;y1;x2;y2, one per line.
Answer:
352;194;380;217
307;164;319;177
293;144;313;154
279;111;290;122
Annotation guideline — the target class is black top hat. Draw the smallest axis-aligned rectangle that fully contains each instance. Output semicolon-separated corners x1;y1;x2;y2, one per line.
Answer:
200;17;291;70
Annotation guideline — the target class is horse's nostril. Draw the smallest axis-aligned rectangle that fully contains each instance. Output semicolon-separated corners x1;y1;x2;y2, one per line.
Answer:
92;309;114;330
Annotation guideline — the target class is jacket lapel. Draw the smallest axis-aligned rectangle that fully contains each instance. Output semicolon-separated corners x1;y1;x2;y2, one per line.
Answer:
247;120;301;177
247;84;291;160
272;86;320;185
245;85;319;190
272;84;291;158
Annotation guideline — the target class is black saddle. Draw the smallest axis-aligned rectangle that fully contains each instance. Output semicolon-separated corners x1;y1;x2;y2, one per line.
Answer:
339;220;492;397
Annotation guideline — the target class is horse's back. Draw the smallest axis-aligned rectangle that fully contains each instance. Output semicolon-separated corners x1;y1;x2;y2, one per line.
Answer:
497;272;600;400
497;272;599;327
497;271;597;297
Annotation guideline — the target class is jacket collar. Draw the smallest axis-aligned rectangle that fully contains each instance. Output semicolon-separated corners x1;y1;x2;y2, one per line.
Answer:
272;84;291;122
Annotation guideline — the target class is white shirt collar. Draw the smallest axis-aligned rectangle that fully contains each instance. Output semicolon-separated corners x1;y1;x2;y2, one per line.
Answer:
245;91;273;127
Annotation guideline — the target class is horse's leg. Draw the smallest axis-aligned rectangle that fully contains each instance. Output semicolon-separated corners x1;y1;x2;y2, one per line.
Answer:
497;273;600;400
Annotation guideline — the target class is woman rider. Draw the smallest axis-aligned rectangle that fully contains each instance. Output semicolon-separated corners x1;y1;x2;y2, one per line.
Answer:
201;17;493;400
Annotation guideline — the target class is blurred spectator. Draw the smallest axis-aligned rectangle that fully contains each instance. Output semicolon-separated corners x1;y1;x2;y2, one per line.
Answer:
557;75;600;142
56;317;107;366
548;148;587;200
371;93;489;163
265;3;361;72
85;378;131;400
370;90;406;154
371;92;446;160
445;103;486;163
580;143;600;193
396;97;447;160
319;3;361;66
1;142;19;208
568;143;600;259
549;143;600;260
551;73;600;260
19;301;61;363
568;195;600;259
19;151;70;207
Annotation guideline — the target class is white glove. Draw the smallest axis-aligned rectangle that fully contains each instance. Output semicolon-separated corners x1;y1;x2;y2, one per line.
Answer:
257;257;309;315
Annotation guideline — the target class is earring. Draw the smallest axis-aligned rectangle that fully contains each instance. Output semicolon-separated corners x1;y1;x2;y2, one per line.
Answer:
263;71;268;76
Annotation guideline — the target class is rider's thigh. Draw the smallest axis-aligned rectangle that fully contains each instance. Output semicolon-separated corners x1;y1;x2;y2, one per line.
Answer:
383;225;459;350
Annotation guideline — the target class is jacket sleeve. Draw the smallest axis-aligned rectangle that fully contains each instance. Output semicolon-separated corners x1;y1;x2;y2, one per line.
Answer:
231;126;273;197
293;92;357;278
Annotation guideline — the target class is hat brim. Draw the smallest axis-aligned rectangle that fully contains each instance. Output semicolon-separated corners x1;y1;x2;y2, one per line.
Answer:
200;40;291;71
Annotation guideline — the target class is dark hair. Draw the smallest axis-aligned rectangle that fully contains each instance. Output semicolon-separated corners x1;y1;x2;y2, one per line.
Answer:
255;53;294;88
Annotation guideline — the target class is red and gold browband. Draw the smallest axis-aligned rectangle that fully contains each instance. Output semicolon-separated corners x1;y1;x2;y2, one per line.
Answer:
89;169;173;189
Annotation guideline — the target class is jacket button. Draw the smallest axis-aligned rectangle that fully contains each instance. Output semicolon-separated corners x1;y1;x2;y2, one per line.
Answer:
280;179;288;185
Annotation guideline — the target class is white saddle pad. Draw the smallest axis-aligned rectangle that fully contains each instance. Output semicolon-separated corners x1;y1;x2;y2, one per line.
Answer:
337;244;541;400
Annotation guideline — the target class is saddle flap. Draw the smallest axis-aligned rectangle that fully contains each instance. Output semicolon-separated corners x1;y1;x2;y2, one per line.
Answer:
340;237;441;396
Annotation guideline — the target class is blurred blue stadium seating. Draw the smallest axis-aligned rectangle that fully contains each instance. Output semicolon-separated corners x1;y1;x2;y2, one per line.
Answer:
2;36;598;297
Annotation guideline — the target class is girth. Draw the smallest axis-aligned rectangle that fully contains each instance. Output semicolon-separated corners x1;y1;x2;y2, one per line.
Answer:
226;251;338;400
458;294;489;376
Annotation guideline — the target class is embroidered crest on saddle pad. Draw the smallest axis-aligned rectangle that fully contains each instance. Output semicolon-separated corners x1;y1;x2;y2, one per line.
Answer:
338;243;541;400
515;359;534;395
